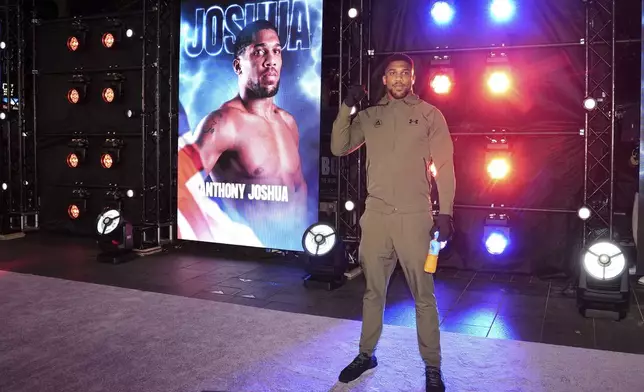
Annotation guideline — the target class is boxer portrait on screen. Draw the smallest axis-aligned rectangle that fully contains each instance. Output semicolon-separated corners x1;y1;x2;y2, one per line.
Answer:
177;20;308;247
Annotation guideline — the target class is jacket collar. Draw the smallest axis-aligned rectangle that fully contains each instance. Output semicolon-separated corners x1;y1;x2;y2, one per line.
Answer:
377;93;421;106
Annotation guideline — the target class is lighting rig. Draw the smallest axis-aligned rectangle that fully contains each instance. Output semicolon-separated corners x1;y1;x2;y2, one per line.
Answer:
100;137;125;169
485;50;512;96
67;74;90;105
301;222;348;290
68;187;90;220
66;20;88;52
102;73;124;104
66;136;89;168
428;55;454;96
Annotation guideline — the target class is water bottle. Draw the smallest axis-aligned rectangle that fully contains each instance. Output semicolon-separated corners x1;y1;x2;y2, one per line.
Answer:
424;231;441;274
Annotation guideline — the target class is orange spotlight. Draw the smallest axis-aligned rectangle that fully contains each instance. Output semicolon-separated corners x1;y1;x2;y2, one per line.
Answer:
101;33;115;48
100;153;114;169
485;135;511;180
66;153;80;168
487;71;511;95
430;73;453;95
68;204;81;219
102;87;115;103
487;157;510;180
67;36;80;52
67;88;81;104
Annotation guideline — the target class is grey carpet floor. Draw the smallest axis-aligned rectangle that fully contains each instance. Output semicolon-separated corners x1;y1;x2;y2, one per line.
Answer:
1;272;643;392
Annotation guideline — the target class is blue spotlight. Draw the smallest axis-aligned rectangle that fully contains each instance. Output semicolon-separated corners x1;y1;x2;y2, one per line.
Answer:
485;232;509;255
431;1;455;25
490;0;516;23
483;213;511;255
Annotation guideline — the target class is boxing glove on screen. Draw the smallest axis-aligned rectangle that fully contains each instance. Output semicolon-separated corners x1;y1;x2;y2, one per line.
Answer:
344;85;367;108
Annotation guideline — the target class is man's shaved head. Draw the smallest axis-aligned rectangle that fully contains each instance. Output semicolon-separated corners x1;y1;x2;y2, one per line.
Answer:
382;53;415;99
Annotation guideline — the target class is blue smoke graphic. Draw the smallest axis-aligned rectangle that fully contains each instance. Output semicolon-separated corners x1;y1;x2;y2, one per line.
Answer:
178;0;322;251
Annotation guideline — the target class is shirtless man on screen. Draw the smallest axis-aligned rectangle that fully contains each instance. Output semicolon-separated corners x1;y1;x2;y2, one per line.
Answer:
177;20;308;247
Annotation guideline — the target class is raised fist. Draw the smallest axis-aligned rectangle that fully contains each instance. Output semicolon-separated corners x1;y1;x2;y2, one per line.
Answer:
344;85;367;108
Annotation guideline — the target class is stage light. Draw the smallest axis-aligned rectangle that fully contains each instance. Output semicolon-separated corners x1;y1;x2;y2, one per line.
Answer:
68;204;80;219
431;1;455;25
102;87;115;103
0;42;6;49
67;21;88;52
348;8;358;18
344;200;355;211
583;97;597;111
101;33;115;48
96;208;136;264
126;29;134;38
577;241;630;320
490;0;516;23
67;137;89;167
100;138;124;169
67;74;89;104
428;55;454;96
485;135;511;180
578;206;591;220
430;74;452;95
69;187;90;220
0;112;6;120
483;213;510;255
1;183;7;190
301;223;348;290
101;19;125;49
126;189;135;198
487;71;511;94
126;109;137;118
102;73;124;103
487;157;510;179
485;51;512;96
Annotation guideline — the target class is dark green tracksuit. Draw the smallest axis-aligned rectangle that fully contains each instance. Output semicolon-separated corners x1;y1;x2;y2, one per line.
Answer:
331;93;455;367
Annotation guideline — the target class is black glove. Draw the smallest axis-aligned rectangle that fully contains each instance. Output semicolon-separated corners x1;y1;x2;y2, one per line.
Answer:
344;85;367;108
431;214;454;242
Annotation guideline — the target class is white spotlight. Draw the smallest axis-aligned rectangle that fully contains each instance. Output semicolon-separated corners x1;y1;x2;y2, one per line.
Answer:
583;97;597;111
578;206;591;220
1;183;7;190
344;200;355;211
302;223;337;257
582;241;626;281
348;8;358;18
126;190;134;198
126;29;134;38
0;41;6;49
0;112;6;120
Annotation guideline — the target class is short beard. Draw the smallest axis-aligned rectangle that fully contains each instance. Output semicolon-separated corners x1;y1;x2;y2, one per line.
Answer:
387;87;411;99
246;81;280;99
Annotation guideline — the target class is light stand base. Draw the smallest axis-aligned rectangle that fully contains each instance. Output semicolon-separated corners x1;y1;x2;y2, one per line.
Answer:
97;250;138;264
581;308;624;321
303;274;346;291
134;246;163;257
0;232;25;241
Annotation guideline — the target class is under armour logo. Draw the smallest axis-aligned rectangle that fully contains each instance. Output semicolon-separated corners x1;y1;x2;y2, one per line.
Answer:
375;120;382;127
409;119;418;124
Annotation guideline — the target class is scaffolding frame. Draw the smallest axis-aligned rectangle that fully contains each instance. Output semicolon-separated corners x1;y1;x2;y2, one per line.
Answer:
583;0;616;245
0;0;35;234
336;0;370;261
139;0;176;249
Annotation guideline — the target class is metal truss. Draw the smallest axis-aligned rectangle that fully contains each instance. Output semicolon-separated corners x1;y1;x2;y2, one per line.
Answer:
336;0;370;251
583;0;615;245
0;0;35;234
139;0;175;249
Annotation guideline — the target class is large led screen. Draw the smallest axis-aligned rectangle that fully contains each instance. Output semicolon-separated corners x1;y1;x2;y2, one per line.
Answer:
178;0;322;251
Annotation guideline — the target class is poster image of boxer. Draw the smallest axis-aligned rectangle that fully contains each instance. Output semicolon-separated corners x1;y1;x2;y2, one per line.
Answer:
178;0;322;251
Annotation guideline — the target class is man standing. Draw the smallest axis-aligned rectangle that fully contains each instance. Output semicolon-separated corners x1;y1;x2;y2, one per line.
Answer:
331;53;455;391
177;20;308;249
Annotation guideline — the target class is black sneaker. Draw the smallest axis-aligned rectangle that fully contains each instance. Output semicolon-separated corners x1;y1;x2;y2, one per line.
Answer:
426;366;445;392
338;353;377;383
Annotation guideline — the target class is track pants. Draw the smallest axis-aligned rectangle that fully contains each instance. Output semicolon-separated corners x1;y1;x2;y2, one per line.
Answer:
358;209;441;367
